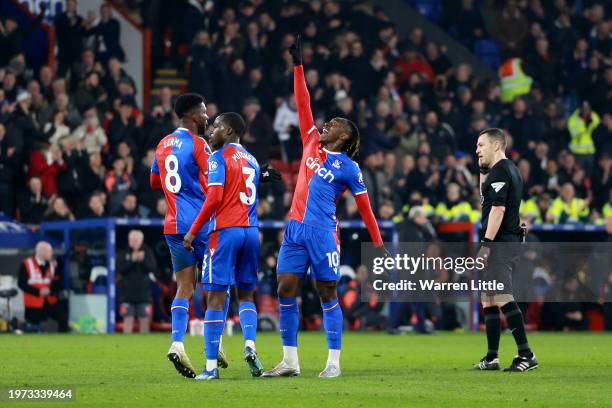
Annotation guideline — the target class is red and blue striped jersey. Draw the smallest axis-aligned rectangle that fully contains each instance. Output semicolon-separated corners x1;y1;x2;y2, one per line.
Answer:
152;127;211;234
207;143;260;232
289;65;367;232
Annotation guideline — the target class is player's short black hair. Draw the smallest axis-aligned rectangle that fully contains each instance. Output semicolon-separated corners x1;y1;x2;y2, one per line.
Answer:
337;117;360;159
479;127;506;148
219;112;246;137
174;93;205;118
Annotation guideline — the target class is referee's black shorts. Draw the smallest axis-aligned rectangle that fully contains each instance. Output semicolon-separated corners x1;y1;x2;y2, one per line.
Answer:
482;238;521;296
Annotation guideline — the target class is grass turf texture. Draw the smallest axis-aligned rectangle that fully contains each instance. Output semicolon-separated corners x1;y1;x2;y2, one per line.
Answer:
1;332;611;407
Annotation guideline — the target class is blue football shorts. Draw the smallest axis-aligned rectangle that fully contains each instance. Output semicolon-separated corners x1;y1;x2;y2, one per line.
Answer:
202;226;260;292
277;219;341;282
164;228;209;273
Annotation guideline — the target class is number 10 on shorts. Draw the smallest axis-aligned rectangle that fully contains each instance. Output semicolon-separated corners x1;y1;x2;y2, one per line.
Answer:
326;251;339;273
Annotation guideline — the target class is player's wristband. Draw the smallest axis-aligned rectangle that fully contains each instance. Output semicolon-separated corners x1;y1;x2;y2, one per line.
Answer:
481;237;493;248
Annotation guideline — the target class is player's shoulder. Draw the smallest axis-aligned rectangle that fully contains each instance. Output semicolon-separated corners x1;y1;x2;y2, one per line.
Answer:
209;147;225;163
192;134;212;153
227;143;259;166
156;129;178;146
338;153;361;174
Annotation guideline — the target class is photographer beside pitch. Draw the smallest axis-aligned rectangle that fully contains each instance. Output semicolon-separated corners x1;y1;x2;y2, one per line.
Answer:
474;128;538;372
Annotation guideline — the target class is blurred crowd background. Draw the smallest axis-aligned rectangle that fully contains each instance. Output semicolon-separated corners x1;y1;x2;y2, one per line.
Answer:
0;0;611;333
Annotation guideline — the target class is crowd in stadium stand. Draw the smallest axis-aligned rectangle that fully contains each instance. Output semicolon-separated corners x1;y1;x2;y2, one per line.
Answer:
0;0;611;331
1;0;610;229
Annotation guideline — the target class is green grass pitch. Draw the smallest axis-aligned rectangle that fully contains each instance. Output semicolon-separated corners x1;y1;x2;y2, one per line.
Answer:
1;332;611;407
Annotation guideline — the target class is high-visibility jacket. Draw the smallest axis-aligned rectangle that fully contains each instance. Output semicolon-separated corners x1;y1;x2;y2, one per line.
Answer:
567;109;599;155
603;203;612;219
22;256;57;309
394;203;436;223
499;58;532;103
434;201;473;222
546;197;590;224
421;203;435;218
519;198;543;224
595;202;612;225
469;209;481;223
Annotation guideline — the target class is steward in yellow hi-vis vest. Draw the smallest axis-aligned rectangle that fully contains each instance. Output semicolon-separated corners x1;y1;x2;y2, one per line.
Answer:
519;198;543;224
567;103;599;156
593;202;612;225
434;201;473;221
434;183;473;221
393;201;435;223
603;202;612;219
499;58;532;103
546;183;590;223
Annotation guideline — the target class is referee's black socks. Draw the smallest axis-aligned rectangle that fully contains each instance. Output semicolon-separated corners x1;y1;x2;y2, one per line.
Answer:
484;306;500;361
501;302;533;358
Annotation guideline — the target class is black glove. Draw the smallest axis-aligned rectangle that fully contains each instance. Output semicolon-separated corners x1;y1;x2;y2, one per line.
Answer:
288;34;302;66
479;165;490;175
259;164;282;183
375;244;392;259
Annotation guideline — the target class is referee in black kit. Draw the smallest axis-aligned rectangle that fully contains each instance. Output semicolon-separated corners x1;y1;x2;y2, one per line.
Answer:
473;128;538;372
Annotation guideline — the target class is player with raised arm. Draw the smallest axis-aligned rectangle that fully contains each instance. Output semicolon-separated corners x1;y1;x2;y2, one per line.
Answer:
150;94;231;378
262;36;388;379
184;112;265;381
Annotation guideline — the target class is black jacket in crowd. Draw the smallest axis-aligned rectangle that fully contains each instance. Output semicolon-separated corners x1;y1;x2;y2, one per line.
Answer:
116;244;156;304
18;191;48;224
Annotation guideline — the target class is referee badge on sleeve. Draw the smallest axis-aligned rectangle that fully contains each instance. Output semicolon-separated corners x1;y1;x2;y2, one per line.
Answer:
491;182;505;192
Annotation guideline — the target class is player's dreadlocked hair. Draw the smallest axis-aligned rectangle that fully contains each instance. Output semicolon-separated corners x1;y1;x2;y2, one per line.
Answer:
174;93;205;118
338;118;360;159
